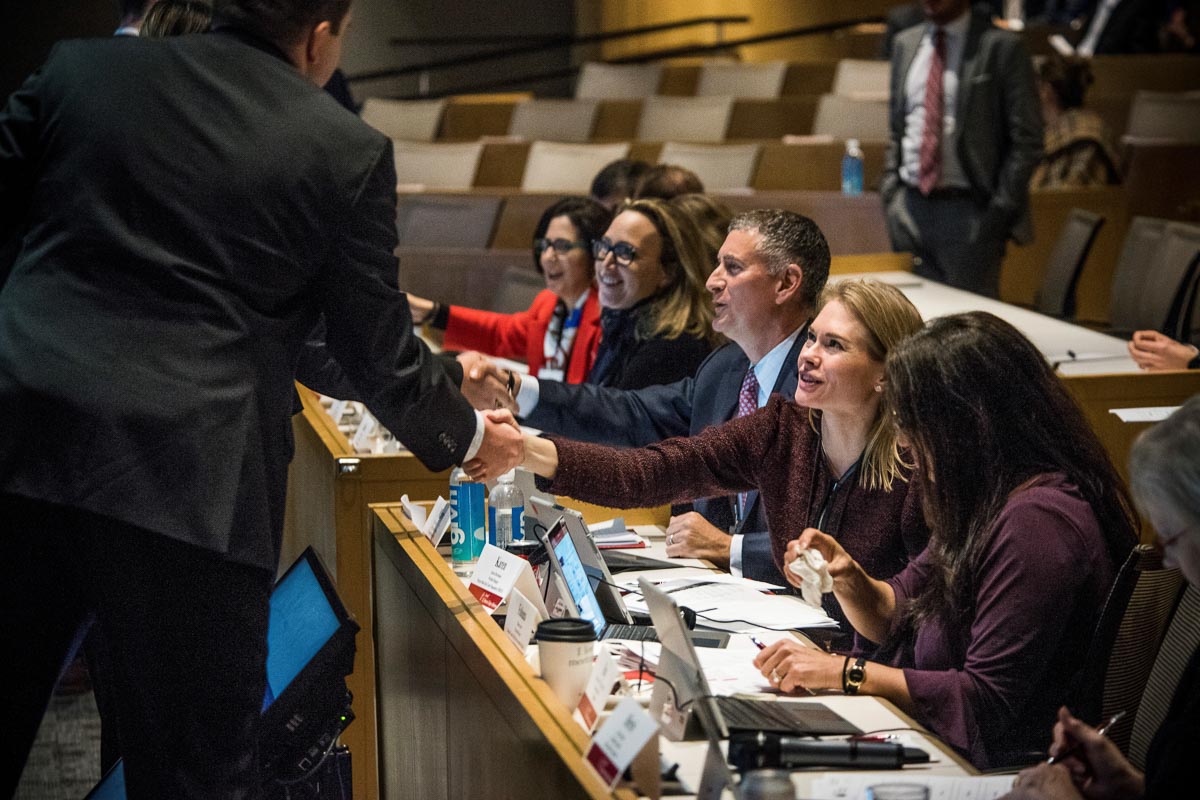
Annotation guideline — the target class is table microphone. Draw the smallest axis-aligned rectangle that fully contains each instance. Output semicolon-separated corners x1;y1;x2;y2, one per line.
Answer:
728;731;930;771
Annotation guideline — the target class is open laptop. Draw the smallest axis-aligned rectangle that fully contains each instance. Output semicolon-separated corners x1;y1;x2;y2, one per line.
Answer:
531;512;729;648
640;578;860;738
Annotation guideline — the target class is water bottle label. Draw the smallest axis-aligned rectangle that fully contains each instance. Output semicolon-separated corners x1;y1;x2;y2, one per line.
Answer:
451;482;486;562
488;506;524;549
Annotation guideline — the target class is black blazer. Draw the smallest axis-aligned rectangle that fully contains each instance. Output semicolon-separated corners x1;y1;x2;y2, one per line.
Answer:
0;30;476;571
526;331;806;584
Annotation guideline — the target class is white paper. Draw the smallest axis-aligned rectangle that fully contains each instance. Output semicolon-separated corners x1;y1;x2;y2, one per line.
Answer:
503;588;542;651
1110;406;1180;423
809;772;1014;799
615;567;783;593
468;544;548;618
586;697;659;788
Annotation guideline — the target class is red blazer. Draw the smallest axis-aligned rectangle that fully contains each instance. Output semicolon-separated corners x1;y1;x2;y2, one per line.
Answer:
443;289;602;383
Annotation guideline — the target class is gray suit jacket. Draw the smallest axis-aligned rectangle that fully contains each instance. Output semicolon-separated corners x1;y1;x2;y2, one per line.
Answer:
881;6;1043;245
525;333;806;585
0;30;477;571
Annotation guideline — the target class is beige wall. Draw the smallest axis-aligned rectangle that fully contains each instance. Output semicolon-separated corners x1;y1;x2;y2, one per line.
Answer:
596;0;896;62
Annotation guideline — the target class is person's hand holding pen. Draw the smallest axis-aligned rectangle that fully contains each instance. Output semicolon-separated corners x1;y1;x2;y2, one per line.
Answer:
1006;707;1144;800
750;635;827;696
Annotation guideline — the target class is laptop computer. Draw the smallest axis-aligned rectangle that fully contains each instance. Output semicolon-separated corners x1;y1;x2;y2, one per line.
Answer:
531;512;729;648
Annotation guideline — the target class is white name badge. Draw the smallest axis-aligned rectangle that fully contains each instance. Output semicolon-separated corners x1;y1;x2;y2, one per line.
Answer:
469;544;548;618
585;696;658;788
503;587;542;650
574;649;621;732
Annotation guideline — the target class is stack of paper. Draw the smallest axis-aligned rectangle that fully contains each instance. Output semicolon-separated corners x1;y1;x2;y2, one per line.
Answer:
587;517;646;549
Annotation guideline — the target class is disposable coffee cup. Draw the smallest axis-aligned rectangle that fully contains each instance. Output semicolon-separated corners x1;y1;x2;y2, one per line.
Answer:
535;618;596;709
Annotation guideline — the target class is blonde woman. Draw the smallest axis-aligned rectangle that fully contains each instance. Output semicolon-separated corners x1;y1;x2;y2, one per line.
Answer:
518;279;930;631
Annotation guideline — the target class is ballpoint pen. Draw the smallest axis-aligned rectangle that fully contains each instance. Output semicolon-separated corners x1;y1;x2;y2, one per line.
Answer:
749;635;817;695
1046;710;1126;765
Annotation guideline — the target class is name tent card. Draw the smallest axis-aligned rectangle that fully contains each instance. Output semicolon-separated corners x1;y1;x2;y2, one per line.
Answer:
574;649;621;732
469;544;548;618
585;697;658;788
503;588;542;650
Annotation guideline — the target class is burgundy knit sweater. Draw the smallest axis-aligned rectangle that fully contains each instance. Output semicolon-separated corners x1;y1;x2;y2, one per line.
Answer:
546;396;930;629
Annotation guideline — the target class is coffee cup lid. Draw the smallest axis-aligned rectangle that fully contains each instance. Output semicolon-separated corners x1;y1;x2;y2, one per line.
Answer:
535;618;596;643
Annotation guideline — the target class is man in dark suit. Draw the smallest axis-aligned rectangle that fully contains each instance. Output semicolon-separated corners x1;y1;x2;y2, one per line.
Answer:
881;0;1043;297
467;210;830;585
0;1;521;795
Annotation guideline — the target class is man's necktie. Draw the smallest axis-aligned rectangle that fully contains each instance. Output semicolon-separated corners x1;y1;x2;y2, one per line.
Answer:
917;28;947;195
736;366;760;519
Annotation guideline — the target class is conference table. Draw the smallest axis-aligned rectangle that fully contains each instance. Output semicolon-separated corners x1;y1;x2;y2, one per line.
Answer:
841;271;1140;375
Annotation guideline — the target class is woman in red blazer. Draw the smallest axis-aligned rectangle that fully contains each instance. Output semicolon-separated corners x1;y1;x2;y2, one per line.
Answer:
410;198;611;383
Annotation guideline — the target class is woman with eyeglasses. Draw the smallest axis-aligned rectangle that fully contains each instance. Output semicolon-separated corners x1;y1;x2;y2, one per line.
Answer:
409;197;611;384
585;197;719;389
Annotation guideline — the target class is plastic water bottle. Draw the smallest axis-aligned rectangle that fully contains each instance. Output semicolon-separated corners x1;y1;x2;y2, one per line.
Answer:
449;467;486;570
487;470;524;549
841;138;864;196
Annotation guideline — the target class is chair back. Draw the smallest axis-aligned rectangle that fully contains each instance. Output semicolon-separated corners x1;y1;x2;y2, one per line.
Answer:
1128;585;1200;769
1125;91;1200;143
392;141;484;190
576;62;662;99
831;59;890;100
491;266;545;314
520;141;631;193
1135;222;1200;339
637;96;735;143
813;94;889;141
1037;209;1105;318
508;99;599;143
658;142;761;191
1109;217;1169;333
361;98;446;142
696;61;787;99
1070;544;1183;756
395;195;503;248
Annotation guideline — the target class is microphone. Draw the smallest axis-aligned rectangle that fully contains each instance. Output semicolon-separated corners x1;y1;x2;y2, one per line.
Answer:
728;731;930;771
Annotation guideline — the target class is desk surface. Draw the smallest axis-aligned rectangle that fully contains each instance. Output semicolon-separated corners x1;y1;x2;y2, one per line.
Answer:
842;272;1138;375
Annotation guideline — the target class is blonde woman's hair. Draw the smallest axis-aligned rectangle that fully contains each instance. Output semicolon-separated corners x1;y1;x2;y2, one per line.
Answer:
619;198;719;345
813;279;924;491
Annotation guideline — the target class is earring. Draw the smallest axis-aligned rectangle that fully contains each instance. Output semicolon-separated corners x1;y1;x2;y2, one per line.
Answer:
874;385;883;393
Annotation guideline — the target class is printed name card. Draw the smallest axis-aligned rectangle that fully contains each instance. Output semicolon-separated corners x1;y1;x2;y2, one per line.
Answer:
469;544;548;618
574;650;621;732
585;697;658;788
503;588;542;650
349;412;378;453
400;494;452;547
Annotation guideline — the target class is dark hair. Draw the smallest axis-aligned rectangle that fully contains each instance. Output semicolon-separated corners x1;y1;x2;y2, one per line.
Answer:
141;0;212;36
212;0;350;47
118;1;156;20
531;196;612;273
633;164;705;201
590;159;651;209
1037;54;1093;110
886;312;1137;625
728;209;831;310
668;193;732;271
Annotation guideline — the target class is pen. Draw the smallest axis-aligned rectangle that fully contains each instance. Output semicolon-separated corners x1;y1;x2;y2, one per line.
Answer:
749;635;817;695
1046;710;1126;765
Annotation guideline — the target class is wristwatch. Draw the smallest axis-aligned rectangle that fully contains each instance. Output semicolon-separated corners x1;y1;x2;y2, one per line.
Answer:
842;656;867;695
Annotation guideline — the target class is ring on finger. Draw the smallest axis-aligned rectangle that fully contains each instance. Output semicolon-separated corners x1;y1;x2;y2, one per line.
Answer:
770;669;780;683
668;534;674;545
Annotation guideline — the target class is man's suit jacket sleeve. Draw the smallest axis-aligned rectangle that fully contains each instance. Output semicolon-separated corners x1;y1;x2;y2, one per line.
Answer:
318;138;476;471
989;36;1043;219
0;63;42;285
880;40;908;207
740;530;786;585
524;375;695;447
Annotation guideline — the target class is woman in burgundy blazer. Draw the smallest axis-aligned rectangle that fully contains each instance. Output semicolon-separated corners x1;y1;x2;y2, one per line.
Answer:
410;197;610;383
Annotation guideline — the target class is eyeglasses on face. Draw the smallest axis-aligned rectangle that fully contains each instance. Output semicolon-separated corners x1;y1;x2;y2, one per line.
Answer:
592;237;638;266
533;237;588;257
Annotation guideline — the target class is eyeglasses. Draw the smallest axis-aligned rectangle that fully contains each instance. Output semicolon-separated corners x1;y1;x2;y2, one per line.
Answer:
592;237;638;267
533;238;588;257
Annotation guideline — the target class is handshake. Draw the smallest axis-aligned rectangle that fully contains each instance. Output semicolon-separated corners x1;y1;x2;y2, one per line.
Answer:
456;351;521;413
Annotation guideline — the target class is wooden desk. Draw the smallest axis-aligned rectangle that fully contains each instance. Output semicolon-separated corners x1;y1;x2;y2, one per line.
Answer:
372;505;637;799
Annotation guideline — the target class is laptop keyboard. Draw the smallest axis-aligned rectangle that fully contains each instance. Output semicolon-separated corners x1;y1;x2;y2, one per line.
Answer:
715;697;861;736
602;624;659;642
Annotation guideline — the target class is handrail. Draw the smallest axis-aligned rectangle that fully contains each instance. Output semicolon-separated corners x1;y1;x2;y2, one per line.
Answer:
371;16;885;100
349;15;749;83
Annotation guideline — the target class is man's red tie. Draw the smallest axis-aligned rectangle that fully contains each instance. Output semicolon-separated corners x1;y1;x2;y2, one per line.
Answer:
917;28;947;195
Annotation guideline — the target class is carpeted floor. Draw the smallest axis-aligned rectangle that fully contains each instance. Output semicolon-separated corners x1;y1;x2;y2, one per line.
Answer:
15;677;102;800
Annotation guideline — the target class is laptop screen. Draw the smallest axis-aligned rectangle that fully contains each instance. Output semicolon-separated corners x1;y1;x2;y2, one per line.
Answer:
548;519;606;638
261;554;342;711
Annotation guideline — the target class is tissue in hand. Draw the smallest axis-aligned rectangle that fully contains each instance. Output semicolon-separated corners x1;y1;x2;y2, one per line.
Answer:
788;549;833;608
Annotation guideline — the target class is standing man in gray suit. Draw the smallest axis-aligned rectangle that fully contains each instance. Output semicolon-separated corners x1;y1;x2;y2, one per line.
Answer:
881;0;1043;297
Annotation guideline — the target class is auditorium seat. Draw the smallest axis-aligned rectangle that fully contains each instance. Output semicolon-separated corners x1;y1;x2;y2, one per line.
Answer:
830;59;890;100
812;94;889;141
395;247;533;311
636;96;735;143
1124;91;1200;142
392;140;483;190
1109;217;1169;334
508;99;599;143
520;141;631;192
395;195;502;248
361;98;446;142
657;142;761;191
576;62;663;99
695;61;788;99
1122;141;1200;221
1037;209;1106;319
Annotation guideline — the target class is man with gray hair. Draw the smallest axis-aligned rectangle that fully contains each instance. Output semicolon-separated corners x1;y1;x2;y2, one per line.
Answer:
468;209;830;584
